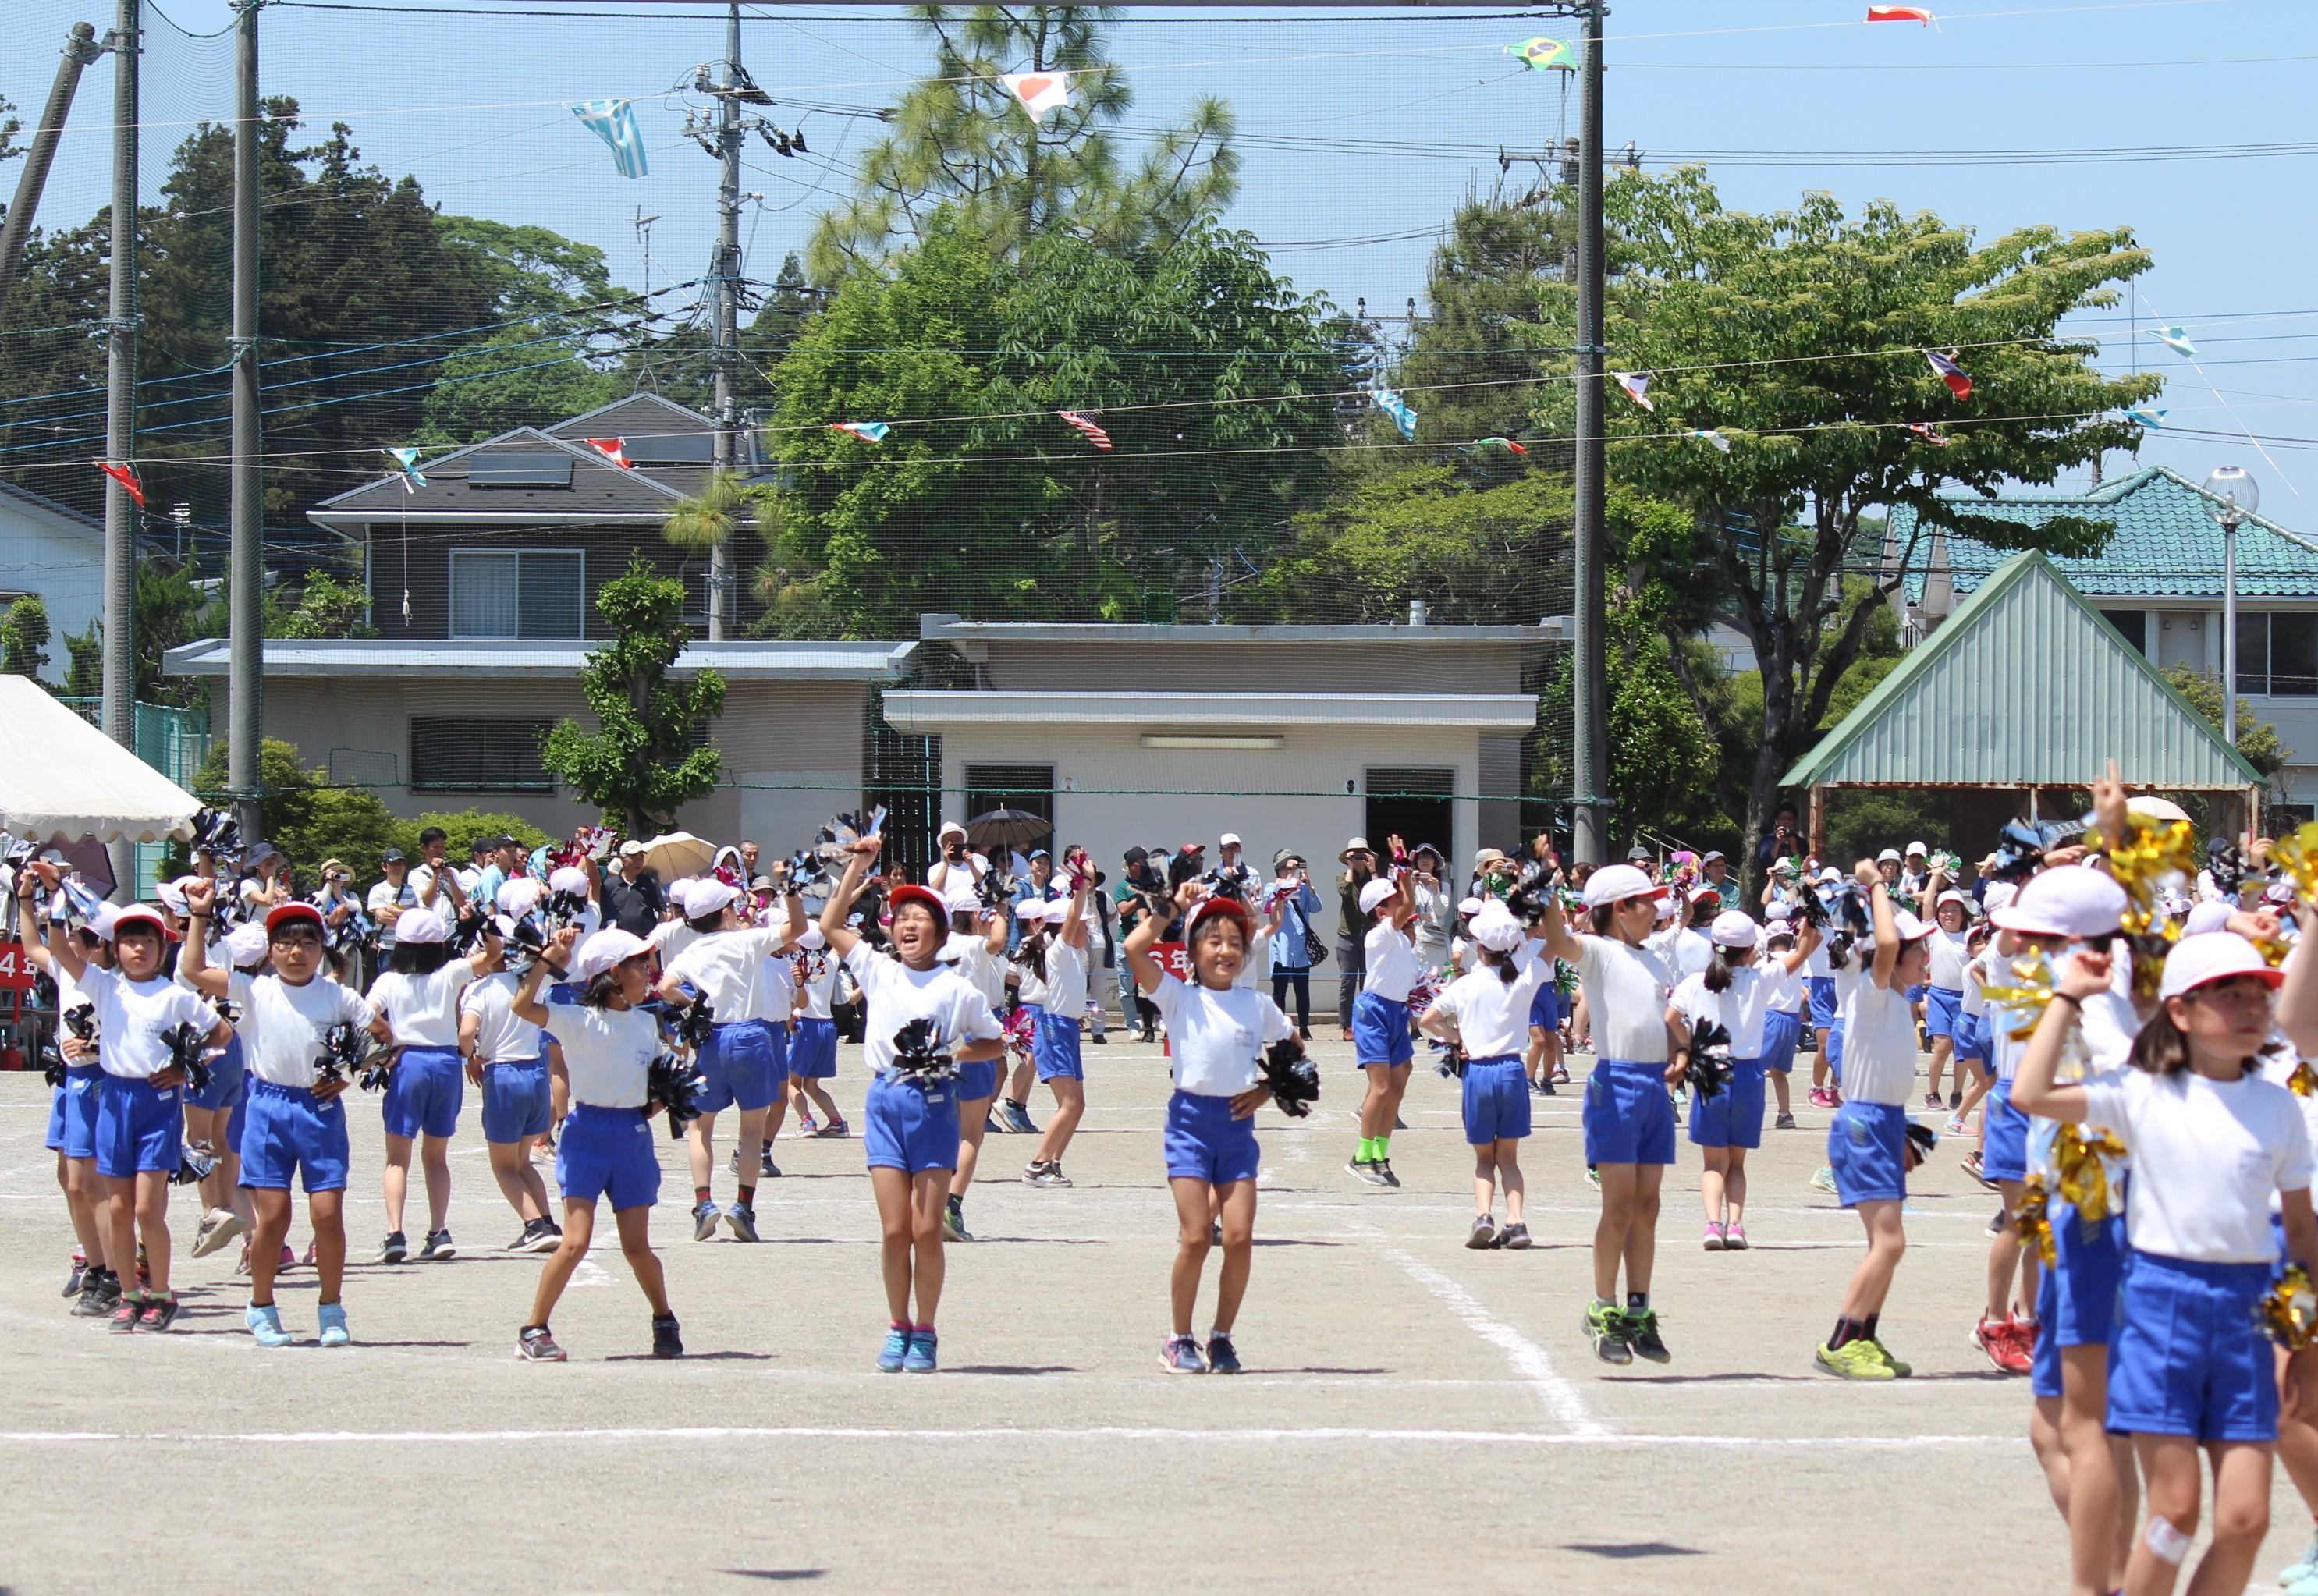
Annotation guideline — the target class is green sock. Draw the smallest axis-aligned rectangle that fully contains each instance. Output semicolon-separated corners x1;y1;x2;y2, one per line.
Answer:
1357;1137;1377;1162
1376;1135;1391;1161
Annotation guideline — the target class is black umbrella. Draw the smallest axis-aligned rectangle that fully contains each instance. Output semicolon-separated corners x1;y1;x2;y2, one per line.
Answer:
966;808;1051;850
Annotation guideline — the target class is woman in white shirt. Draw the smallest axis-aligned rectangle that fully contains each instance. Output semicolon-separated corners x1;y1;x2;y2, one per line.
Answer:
1539;864;1681;1367
821;838;1005;1375
1349;878;1418;1187
1126;882;1292;1375
364;906;500;1265
1421;903;1549;1251
509;925;683;1363
2015;934;2318;1596
1816;865;1937;1381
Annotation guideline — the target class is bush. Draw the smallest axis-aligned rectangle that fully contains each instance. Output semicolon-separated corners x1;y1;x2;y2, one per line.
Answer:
393;809;556;867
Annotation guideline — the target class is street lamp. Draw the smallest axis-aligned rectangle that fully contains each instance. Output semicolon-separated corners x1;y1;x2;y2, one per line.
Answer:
2205;466;2259;746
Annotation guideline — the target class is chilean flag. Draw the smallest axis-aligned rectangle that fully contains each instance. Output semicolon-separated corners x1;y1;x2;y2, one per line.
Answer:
1924;349;1972;401
582;438;634;470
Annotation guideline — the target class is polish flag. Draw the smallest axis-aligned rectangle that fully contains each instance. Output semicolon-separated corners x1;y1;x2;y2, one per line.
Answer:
1923;349;1972;401
583;438;634;470
1001;71;1070;122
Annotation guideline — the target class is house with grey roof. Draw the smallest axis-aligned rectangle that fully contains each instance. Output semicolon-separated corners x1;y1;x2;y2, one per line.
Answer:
0;478;109;684
1888;465;2318;818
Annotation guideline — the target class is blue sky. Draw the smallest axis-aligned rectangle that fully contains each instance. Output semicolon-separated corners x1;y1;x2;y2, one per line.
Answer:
9;0;2316;512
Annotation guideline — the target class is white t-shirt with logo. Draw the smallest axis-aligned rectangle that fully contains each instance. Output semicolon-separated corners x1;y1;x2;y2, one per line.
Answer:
229;968;374;1088
2082;1066;2315;1263
1150;973;1290;1098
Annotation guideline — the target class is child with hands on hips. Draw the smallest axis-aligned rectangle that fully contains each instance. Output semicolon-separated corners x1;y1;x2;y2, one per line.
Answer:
509;924;683;1362
177;878;389;1346
2013;932;2318;1596
1124;877;1294;1374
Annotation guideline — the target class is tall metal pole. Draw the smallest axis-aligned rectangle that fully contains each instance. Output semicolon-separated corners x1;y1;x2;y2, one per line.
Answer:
229;0;264;840
0;23;105;316
2224;515;2239;746
1570;2;1610;865
707;0;744;643
101;0;139;756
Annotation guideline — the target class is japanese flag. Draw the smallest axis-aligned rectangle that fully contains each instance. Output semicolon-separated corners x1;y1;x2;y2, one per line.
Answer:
1002;71;1070;122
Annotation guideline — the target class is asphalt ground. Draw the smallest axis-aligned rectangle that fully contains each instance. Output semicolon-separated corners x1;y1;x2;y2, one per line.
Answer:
1;1035;2309;1595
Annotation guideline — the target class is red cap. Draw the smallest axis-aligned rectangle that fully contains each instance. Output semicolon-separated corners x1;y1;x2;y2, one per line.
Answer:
1185;896;1253;938
111;905;168;939
265;901;325;935
888;884;947;924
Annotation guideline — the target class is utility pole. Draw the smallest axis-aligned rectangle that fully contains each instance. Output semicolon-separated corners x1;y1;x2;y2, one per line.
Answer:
708;0;744;643
101;0;139;760
229;0;263;841
1569;2;1611;867
0;23;105;316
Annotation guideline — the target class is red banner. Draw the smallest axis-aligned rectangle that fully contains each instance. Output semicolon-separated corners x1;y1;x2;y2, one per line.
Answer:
0;943;37;992
1152;942;1191;983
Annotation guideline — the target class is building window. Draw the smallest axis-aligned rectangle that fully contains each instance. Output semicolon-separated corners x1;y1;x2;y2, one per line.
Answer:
2235;612;2318;697
410;716;557;792
449;550;583;640
963;764;1054;843
2099;608;2147;656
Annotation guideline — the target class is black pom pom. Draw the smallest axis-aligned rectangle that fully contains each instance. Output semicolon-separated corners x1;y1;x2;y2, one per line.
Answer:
313;1019;374;1087
1430;1035;1467;1080
646;1048;708;1139
162;1020;214;1094
170;1140;217;1186
889;1017;954;1083
1262;1036;1322;1117
1684;1020;1734;1101
664;987;716;1054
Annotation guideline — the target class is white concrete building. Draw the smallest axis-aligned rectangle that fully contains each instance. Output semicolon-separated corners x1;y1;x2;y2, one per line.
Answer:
0;480;106;683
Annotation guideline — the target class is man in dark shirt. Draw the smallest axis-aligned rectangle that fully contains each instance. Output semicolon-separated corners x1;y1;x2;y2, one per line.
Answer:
599;839;667;937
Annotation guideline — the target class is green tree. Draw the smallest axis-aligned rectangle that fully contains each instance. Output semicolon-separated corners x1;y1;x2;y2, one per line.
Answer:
61;622;101;696
415;332;622;446
1535;594;1720;842
1550;169;2160;878
1398;195;1571;447
2164;663;2288;779
268;569;376;639
539;555;725;834
808;5;1236;280
2;595;51;679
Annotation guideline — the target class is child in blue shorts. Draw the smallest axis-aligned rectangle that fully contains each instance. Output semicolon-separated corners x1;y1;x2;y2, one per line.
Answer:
1127;887;1294;1374
513;925;686;1362
19;884;114;1314
820;839;1005;1374
182;921;265;1267
1023;877;1095;1190
462;938;562;1255
364;903;500;1264
1348;876;1418;1187
786;926;846;1138
1422;903;1549;1252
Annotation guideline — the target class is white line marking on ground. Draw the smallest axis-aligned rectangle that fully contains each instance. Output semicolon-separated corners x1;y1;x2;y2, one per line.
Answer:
1375;1241;1606;1437
0;1425;2018;1448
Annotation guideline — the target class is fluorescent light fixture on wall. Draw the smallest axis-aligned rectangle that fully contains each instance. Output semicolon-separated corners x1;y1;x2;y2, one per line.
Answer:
1140;733;1284;750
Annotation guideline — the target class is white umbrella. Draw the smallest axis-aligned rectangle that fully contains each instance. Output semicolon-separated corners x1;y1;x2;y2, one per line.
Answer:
637;830;715;881
2126;796;2192;825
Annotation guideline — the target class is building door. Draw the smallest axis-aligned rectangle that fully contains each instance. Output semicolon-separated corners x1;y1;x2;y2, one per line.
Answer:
1364;767;1455;861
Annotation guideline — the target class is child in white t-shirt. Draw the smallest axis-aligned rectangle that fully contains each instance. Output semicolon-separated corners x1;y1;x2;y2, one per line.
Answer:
1125;883;1294;1374
1348;877;1418;1186
1421;903;1549;1250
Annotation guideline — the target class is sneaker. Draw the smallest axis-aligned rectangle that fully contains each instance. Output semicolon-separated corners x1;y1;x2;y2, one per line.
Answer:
1944;1114;1968;1135
1538;1078;1557;1096
137;1293;181;1333
797;1113;819;1135
1002;1099;1040;1135
817;1119;850;1139
1585;1301;1631;1365
1963;1151;1998;1191
1468;1214;1499;1250
903;1328;938;1373
1923;1091;1943;1110
726;1146;742;1175
318;1302;350;1348
418;1229;456;1262
74;1270;120;1318
377;1231;409;1264
2276;1527;2318;1587
246;1303;294;1347
942;1195;971;1243
1703;1223;1726;1252
508;1218;546;1252
1986;1208;2007;1236
527;1219;563;1254
1549;1066;1571;1084
1347;1158;1391;1187
758;1148;780;1179
1205;1332;1243;1374
725;1203;762;1243
1807;1087;1834;1108
651;1314;683;1358
1377;1160;1402;1189
1585;1165;1602;1191
1815;1339;1897;1380
1869;1338;1912;1378
1627;1307;1670;1364
1723;1224;1748;1251
877;1325;911;1372
62;1252;86;1298
1808;1166;1838;1195
1025;1161;1072;1188
1160;1333;1207;1374
1774;1112;1798;1130
296;1242;315;1268
1949;1089;1964;1111
1498;1222;1532;1250
191;1208;244;1259
517;1325;567;1362
110;1293;144;1334
1973;1314;2031;1375
692;1201;722;1241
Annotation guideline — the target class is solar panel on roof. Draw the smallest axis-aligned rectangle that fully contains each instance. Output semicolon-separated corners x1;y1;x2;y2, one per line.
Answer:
624;433;715;465
470;454;574;488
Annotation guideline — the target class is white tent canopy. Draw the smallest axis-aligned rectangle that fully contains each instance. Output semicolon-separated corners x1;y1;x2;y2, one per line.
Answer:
0;676;200;845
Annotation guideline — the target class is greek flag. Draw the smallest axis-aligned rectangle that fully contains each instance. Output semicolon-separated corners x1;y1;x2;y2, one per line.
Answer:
569;99;649;179
1370;387;1418;442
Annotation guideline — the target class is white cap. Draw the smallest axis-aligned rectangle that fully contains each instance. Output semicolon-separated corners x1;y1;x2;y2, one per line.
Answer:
2159;931;2285;1002
618;839;648;857
1709;910;1759;949
1458;896;1485;917
1876;848;1902;864
1990;865;2126;941
1766;903;1793;923
156;875;197;915
1817;867;1844;884
548;866;590;896
1048;896;1083;922
572;927;651;986
2184;899;2235;937
222;923;271;968
1358;878;1398;915
679;878;740;920
1219;832;1241;848
942;885;979;917
396;907;449;945
1582;864;1663;910
1886;907;1936;944
496;877;545;917
1981;880;2019;915
1470;903;1527;952
1014;898;1052;924
1906;840;1929;857
85;904;122;942
938;821;967;840
1935;888;1970;912
797;924;826;951
1653;895;1678;923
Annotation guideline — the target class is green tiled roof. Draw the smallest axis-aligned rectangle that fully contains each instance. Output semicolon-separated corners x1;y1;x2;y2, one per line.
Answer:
1892;466;2318;602
1783;551;2262;790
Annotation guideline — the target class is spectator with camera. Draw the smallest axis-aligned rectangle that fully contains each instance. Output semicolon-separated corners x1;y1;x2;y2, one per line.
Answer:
1263;850;1322;1039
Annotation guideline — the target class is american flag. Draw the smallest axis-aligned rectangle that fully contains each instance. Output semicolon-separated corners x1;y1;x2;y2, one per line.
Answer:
1058;410;1113;452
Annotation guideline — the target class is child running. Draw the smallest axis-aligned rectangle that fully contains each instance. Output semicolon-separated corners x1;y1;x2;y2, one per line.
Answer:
1124;882;1294;1373
1420;900;1549;1250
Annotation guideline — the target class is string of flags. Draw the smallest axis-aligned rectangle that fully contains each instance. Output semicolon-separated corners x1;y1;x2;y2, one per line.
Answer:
94;460;143;508
1865;5;1936;24
1508;37;1574;72
1612;371;1655;413
2124;405;2168;430
1906;422;1952;446
2153;326;2197;358
1473;436;1527;457
583;438;634;470
1688;429;1732;454
383;446;426;491
1924;349;1973;400
568;99;649;179
1370;388;1418;442
1002;71;1070;122
830;421;890;444
1058;410;1113;451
